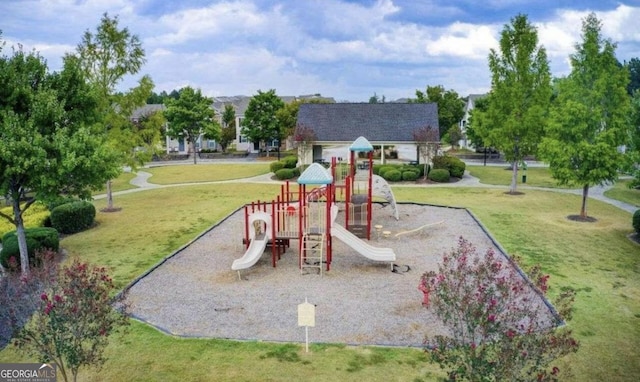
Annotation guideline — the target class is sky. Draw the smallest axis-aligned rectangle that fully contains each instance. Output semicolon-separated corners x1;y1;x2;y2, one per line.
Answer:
1;0;639;102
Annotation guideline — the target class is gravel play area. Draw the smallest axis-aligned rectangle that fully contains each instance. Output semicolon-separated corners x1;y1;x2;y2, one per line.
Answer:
125;203;559;347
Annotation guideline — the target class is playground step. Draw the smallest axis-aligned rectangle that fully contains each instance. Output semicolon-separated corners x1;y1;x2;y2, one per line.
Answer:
301;233;324;276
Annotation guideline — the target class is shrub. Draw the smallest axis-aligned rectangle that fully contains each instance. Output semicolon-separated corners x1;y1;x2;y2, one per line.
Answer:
432;155;466;178
448;156;466;178
382;169;402;182
402;171;419;181
378;165;399;178
270;161;285;173
429;169;450;183
275;168;296;180
0;202;51;239
50;201;96;234
282;156;298;169
0;227;59;269
372;164;384;175
633;210;640;235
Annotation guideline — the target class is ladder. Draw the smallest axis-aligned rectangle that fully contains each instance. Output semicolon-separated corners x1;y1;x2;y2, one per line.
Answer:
301;233;324;276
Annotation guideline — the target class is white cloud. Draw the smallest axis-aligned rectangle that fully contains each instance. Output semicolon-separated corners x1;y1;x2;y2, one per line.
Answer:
426;22;499;59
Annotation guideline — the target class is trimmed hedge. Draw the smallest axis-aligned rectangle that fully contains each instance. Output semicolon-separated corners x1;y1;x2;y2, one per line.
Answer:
402;171;419;181
275;168;296;180
282;156;298;169
382;169;402;182
429;168;450;183
50;201;96;234
270;161;285;173
633;210;640;235
0;202;50;238
433;155;466;178
0;227;59;269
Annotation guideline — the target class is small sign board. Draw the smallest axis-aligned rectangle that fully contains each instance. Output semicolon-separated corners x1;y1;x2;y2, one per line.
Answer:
298;300;315;327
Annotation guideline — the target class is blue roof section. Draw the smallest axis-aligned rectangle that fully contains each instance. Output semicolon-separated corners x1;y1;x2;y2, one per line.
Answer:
297;163;333;185
350;136;373;152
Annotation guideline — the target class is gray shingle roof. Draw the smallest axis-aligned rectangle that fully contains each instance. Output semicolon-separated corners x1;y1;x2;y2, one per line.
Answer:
131;104;165;119
296;103;439;143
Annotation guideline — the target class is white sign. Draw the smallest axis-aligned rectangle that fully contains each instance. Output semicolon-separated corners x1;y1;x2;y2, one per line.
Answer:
298;300;315;327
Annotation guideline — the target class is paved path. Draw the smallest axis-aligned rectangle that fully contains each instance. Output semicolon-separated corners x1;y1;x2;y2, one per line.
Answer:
97;162;638;214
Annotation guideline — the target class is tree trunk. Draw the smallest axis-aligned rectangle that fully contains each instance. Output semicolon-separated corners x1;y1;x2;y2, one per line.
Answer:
106;180;114;210
580;184;589;218
12;198;29;275
192;141;198;164
510;161;518;194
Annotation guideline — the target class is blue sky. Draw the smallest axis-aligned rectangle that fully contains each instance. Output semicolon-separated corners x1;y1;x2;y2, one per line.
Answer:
1;0;639;102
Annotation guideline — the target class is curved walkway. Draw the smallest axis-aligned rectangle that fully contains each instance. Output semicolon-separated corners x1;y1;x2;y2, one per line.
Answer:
98;166;638;214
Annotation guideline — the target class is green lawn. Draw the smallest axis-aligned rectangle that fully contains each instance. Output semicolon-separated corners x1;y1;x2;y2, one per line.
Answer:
144;163;270;184
604;179;640;207
466;164;573;188
93;171;138;195
1;178;638;381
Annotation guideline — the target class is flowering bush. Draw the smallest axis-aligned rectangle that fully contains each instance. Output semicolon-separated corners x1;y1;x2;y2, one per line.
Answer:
11;259;129;382
419;237;578;381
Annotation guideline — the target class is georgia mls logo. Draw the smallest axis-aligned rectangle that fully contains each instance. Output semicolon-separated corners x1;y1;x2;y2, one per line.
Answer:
0;363;57;382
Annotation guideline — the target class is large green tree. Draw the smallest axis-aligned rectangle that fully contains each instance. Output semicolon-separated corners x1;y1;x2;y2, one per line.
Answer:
0;47;119;274
219;104;237;153
539;13;631;219
164;86;218;164
629;90;640;188
482;14;552;194
241;89;285;155
74;13;153;211
411;85;465;140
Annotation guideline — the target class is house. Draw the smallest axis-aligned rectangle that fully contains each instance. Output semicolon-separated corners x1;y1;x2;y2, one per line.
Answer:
296;103;439;164
203;94;335;154
458;94;486;149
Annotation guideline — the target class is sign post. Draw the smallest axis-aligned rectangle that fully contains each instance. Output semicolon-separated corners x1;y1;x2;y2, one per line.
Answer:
297;298;315;353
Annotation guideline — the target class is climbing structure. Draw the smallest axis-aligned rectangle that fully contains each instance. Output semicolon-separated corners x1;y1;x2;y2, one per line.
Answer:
232;137;397;275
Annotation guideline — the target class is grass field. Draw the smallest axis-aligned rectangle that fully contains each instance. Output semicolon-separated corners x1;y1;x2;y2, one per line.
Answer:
604;179;640;207
144;163;270;184
1;170;638;381
466;164;574;188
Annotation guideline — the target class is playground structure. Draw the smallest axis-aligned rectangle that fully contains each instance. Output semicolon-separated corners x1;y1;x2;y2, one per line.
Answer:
231;137;398;276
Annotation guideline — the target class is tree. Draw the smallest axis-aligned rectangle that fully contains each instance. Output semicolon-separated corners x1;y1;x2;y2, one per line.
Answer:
164;86;218;164
629;90;640;189
293;123;317;165
75;13;152;211
131;109;166;157
241;89;285;156
219;104;237;152
413;125;440;179
412;85;465;140
447;125;463;149
276;97;335;143
465;96;490;150
0;47;119;274
13;259;129;382
538;13;631;219
626;57;640;96
368;92;385;103
420;237;579;381
483;14;552;194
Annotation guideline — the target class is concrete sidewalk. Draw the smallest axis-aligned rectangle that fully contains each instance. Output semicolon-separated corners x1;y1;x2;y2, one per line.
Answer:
100;163;638;214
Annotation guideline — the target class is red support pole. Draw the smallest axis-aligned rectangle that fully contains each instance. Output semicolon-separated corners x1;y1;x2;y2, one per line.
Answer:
367;150;373;240
244;205;250;250
345;176;351;230
326;183;333;271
